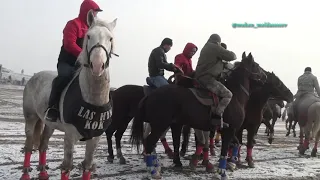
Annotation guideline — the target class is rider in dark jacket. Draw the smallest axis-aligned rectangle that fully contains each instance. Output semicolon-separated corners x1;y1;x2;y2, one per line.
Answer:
45;0;102;122
148;38;181;87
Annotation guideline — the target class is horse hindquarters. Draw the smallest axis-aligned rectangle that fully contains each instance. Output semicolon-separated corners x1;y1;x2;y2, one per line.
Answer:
309;102;320;156
299;102;320;155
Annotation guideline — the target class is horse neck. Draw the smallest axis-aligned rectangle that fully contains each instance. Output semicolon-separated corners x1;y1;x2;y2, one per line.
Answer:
227;71;250;105
251;89;271;108
79;68;110;106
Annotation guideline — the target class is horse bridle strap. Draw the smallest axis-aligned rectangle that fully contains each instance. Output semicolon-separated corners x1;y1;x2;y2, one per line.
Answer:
83;42;119;69
240;84;249;96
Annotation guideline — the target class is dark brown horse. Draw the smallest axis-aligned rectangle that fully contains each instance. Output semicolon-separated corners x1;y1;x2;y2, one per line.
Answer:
236;71;293;168
105;74;193;164
264;98;285;137
130;52;267;179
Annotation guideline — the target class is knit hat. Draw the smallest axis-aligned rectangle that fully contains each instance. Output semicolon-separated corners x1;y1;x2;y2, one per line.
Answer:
305;67;312;72
161;38;173;46
208;34;221;43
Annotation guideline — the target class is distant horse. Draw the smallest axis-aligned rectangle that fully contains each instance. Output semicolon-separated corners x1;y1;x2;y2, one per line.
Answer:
130;52;267;179
264;98;284;137
283;102;298;137
236;72;293;168
295;93;320;156
20;11;117;180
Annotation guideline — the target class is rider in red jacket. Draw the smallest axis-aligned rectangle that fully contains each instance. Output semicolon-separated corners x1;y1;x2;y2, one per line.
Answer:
174;43;198;78
45;0;102;122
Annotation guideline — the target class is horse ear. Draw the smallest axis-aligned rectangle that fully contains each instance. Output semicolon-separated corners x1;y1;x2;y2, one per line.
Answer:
242;51;247;59
87;9;95;27
108;18;117;31
248;52;252;58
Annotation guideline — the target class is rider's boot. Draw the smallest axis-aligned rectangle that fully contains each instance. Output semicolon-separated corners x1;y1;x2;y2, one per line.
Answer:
45;76;69;122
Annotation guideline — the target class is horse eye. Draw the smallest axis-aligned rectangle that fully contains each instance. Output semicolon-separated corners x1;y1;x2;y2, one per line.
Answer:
110;37;113;41
87;35;90;39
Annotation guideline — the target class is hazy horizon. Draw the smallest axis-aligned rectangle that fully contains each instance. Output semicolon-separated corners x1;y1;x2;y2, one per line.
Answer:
1;0;319;94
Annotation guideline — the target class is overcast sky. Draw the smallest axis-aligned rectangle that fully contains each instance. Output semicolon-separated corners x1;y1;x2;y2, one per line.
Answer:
0;0;319;93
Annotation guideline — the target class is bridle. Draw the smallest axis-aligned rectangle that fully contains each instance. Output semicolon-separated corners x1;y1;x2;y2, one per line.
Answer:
83;40;119;69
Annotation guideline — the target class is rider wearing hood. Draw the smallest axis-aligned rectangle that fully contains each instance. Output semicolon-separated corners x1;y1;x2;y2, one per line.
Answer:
174;43;198;78
195;34;237;126
45;0;103;122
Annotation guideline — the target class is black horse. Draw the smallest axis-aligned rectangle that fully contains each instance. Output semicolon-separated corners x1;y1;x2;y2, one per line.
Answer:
105;72;192;164
130;52;267;179
236;71;293;168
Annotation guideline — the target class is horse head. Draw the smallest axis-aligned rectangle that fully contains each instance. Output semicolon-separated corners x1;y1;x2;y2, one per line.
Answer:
265;71;294;103
238;52;267;85
78;10;118;77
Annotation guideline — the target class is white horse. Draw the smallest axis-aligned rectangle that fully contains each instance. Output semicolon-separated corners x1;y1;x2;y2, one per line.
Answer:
296;93;320;157
20;10;117;180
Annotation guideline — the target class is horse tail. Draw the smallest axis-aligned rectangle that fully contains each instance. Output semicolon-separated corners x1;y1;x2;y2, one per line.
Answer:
130;96;147;153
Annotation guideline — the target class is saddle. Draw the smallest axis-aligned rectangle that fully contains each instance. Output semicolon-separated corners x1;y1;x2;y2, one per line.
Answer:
188;80;219;106
143;77;157;96
293;93;320;127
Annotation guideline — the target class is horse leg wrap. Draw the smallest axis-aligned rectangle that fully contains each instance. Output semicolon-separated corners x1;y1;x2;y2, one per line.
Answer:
228;147;232;158
61;170;70;180
195;144;204;155
37;151;49;180
209;138;214;147
161;138;173;158
82;170;91;180
201;148;214;172
21;151;32;180
247;147;253;157
303;139;310;149
218;156;227;177
231;146;239;163
145;154;161;178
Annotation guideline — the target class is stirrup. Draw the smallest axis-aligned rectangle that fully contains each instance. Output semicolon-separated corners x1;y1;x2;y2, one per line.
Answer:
44;107;59;121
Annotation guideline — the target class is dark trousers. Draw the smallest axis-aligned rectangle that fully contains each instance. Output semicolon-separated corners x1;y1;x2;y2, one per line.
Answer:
48;62;76;108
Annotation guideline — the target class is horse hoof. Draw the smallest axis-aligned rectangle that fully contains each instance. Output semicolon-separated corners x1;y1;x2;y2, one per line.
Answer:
221;175;228;180
293;133;296;137
285;133;289;137
311;149;317;157
268;138;273;144
165;149;174;159
151;174;162;179
248;161;255;168
246;157;255;168
107;156;114;163
173;163;183;169
38;171;49;180
205;162;214;173
119;157;126;164
299;148;306;155
179;151;186;157
227;162;236;171
20;174;31;180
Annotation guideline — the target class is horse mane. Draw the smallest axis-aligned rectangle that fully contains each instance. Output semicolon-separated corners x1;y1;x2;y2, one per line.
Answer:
74;18;116;77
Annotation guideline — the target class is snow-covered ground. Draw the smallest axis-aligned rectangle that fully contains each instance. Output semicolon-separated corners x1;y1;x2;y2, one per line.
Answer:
1;84;320;180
